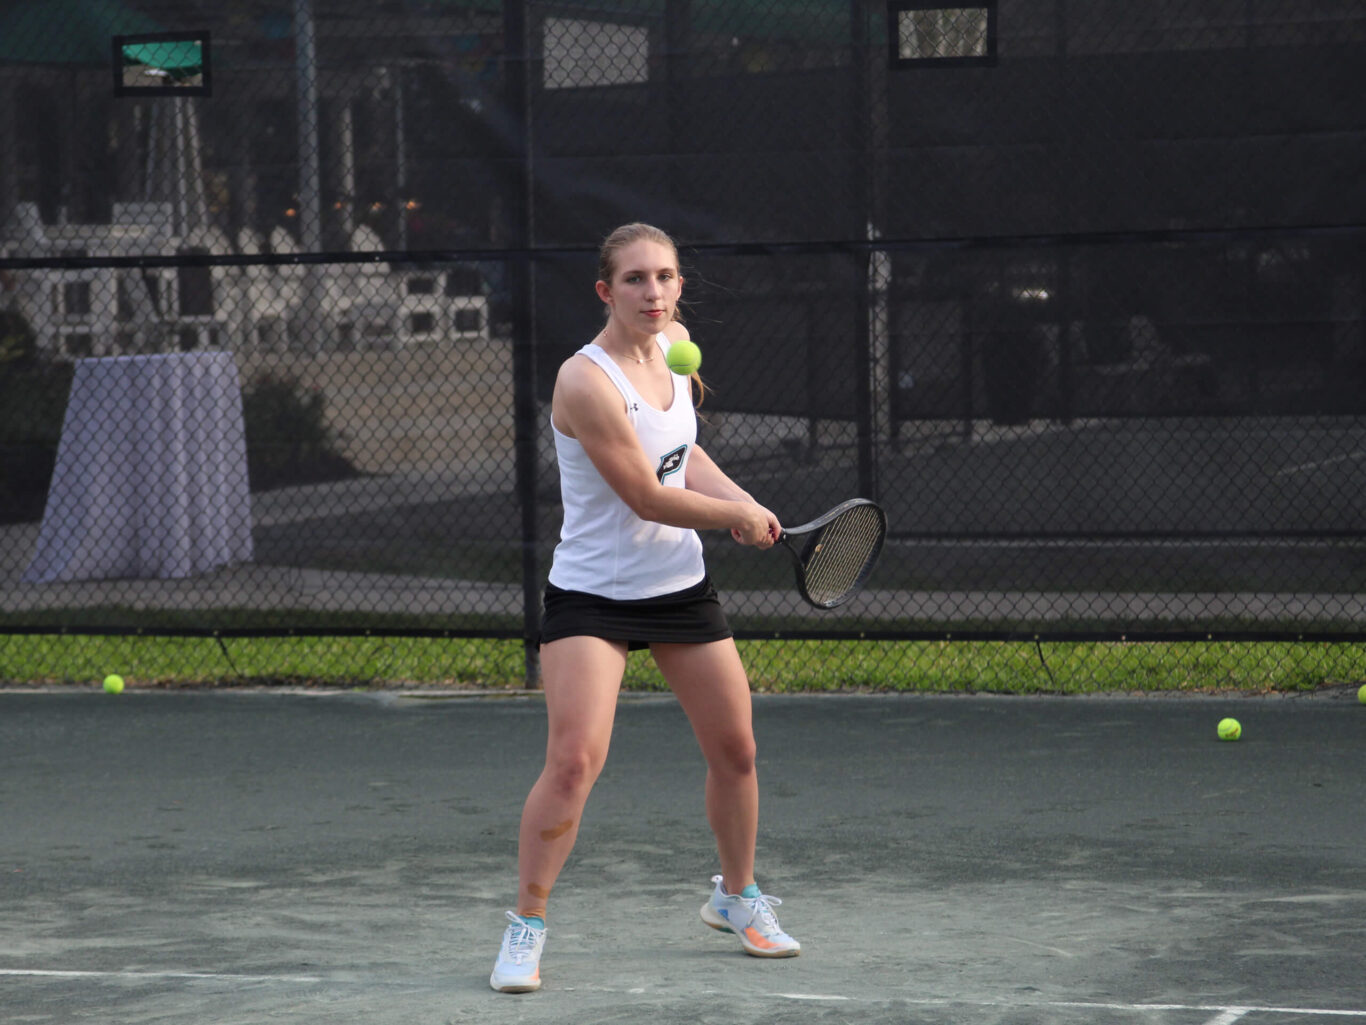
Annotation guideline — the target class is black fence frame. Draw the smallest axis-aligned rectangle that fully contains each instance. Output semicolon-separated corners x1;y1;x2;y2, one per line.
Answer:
1;0;1363;686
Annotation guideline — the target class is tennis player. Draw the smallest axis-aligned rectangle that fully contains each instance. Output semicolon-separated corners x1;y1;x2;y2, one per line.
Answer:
490;222;801;993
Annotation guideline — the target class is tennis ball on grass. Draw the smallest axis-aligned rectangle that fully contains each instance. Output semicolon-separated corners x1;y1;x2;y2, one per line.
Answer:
102;674;125;695
666;339;702;376
1217;717;1241;741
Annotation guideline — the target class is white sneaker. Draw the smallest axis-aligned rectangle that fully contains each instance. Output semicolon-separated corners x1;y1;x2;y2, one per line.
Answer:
489;911;546;992
700;874;801;957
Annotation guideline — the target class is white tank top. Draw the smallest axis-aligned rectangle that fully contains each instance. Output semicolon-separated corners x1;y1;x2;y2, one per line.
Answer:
548;334;706;599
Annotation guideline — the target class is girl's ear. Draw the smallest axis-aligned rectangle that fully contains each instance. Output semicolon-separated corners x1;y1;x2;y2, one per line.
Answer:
595;279;613;305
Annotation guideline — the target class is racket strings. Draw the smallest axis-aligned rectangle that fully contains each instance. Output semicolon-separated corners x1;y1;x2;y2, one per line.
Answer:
802;505;884;606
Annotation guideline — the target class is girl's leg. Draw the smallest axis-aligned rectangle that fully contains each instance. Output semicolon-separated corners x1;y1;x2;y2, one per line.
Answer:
515;635;626;919
650;639;758;895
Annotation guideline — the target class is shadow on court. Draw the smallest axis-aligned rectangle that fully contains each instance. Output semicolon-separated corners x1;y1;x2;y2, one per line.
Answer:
0;689;1363;1024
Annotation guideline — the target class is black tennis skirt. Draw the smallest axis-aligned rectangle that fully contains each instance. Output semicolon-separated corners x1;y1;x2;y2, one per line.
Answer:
539;574;732;651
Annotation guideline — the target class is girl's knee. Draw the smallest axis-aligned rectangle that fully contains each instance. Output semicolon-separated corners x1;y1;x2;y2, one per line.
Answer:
545;744;606;796
708;731;756;778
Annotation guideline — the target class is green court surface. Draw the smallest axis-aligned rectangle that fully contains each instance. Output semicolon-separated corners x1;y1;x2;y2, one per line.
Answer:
1;689;1362;1024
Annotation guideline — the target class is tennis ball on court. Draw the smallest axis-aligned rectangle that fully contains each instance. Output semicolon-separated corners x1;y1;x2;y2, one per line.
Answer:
1358;684;1366;705
102;674;124;695
1217;717;1241;741
666;339;702;376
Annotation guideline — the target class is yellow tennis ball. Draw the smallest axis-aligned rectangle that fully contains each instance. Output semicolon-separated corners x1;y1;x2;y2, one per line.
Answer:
665;339;702;376
1217;717;1241;741
102;674;125;695
1358;683;1366;704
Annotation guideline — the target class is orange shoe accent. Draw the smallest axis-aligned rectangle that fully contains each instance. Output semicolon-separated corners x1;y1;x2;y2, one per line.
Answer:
744;926;780;950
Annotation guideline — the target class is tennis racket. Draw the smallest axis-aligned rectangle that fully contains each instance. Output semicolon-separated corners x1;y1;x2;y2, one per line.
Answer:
776;498;887;609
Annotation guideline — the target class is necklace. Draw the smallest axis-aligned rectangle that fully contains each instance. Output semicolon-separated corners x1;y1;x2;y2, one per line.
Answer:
603;344;655;364
598;334;656;364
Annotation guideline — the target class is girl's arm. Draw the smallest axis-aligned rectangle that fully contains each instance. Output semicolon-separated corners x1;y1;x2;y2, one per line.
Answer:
686;445;782;542
553;356;776;546
685;445;751;502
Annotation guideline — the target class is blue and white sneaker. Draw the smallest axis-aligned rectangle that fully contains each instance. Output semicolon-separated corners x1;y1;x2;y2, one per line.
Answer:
490;911;546;992
700;874;801;957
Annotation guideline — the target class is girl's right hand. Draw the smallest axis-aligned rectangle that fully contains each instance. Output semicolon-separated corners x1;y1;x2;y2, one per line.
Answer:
731;504;780;549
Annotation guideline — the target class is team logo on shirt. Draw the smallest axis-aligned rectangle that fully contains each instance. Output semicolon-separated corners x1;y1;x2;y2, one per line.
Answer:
656;445;688;482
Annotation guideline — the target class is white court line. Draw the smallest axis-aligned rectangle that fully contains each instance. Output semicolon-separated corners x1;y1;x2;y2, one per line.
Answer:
0;968;323;984
1003;1000;1363;1019
1273;449;1366;478
1051;1002;1366;1020
773;992;853;1001
771;994;1366;1018
6;972;1364;1019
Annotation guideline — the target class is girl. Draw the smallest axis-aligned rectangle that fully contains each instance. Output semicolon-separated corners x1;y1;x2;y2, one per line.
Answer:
490;223;800;993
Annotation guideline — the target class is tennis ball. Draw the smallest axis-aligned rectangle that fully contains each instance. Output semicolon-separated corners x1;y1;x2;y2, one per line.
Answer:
1217;717;1241;741
1358;683;1366;704
102;674;124;695
665;339;702;376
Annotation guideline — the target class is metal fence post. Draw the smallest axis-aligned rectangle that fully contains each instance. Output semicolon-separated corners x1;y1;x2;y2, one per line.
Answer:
852;0;877;499
505;0;541;688
292;0;327;352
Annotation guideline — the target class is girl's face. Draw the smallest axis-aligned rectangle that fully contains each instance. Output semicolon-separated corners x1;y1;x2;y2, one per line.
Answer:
597;239;682;335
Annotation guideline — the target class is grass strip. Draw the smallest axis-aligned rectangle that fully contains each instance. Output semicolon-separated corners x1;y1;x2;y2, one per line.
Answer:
2;634;1361;694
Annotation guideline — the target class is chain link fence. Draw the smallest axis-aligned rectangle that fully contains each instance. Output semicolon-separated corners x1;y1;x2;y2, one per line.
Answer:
1;0;1363;686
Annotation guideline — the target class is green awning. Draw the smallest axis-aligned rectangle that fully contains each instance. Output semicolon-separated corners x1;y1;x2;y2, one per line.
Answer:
0;0;161;66
121;38;203;75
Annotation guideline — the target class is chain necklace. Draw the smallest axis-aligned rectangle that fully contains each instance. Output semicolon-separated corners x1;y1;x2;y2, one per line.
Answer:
599;332;657;364
602;343;655;364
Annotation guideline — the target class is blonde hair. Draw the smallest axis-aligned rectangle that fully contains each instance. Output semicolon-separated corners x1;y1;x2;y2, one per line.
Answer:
598;222;705;407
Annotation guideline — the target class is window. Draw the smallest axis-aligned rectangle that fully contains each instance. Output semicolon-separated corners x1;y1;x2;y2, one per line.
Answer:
889;3;996;68
543;17;648;89
113;31;211;96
